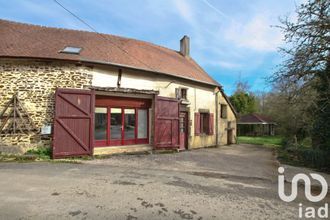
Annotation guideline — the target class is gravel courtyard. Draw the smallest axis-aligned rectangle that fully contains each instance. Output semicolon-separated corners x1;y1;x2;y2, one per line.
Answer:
0;144;328;220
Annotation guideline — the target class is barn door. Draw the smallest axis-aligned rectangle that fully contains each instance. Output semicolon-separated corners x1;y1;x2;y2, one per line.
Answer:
154;96;179;149
53;88;95;158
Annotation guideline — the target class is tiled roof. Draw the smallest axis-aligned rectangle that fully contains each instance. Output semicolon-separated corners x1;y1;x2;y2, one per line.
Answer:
0;19;219;86
238;113;275;124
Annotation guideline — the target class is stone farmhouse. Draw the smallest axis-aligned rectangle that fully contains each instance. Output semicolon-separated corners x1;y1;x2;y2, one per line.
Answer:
0;19;237;158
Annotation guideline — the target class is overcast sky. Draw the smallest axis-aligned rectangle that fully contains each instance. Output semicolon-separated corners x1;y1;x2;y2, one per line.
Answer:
0;0;302;95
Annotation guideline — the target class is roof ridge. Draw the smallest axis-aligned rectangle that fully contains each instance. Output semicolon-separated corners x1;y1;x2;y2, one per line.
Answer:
251;113;265;123
0;19;184;59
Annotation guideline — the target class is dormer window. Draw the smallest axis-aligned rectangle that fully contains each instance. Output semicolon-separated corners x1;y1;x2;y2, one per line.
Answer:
60;46;82;55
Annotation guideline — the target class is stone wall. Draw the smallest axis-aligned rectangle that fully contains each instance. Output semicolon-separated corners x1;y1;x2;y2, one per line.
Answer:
0;59;93;153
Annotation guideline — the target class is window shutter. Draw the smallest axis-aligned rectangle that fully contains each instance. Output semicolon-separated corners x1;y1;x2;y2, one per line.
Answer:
194;112;200;135
175;88;181;99
209;113;214;135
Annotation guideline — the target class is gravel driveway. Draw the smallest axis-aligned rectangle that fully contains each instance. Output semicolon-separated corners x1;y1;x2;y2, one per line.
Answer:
0;144;328;219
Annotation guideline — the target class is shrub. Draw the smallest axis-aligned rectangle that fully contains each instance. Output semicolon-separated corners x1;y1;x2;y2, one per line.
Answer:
299;148;330;171
278;147;330;172
26;147;51;159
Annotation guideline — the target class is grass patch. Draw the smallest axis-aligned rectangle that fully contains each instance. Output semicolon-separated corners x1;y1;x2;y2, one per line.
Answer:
237;136;283;147
26;147;51;159
0;147;86;164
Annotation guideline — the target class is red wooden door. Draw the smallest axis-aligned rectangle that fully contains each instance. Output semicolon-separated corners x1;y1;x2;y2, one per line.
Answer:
53;88;95;158
154;96;179;149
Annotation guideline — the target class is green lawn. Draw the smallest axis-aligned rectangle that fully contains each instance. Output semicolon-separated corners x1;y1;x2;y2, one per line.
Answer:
237;136;283;147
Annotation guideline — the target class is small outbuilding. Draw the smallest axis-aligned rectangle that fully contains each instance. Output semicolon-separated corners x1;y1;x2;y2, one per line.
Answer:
237;113;276;136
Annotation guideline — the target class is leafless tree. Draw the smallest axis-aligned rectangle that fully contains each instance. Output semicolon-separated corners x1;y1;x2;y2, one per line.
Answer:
271;0;330;149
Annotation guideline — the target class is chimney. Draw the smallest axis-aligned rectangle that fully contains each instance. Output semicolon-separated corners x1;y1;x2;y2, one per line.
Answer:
180;35;190;57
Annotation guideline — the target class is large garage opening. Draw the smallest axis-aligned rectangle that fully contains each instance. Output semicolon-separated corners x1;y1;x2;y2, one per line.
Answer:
94;95;151;147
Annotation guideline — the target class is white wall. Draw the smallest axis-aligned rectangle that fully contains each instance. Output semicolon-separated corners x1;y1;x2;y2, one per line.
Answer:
91;65;234;148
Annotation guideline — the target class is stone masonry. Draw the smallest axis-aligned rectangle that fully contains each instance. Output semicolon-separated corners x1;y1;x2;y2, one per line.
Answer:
0;59;93;154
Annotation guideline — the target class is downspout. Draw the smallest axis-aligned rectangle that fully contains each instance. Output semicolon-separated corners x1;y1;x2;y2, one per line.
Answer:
215;89;220;147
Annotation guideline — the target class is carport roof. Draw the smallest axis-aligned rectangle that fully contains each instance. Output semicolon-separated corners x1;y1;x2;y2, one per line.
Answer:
237;113;276;125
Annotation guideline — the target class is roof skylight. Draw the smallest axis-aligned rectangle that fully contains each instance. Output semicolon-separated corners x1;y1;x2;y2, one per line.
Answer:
60;46;82;54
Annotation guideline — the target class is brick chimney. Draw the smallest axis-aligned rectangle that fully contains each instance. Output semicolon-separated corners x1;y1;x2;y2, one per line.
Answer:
180;35;190;57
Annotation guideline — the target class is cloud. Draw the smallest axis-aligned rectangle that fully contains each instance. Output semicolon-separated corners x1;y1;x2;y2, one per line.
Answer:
199;59;242;69
172;0;195;25
224;14;283;51
218;61;242;69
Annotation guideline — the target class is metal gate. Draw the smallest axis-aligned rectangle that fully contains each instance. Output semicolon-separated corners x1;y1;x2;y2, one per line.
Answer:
53;88;94;158
154;96;179;149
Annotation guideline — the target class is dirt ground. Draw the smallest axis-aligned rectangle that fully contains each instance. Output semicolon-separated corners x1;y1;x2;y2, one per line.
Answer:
0;144;328;220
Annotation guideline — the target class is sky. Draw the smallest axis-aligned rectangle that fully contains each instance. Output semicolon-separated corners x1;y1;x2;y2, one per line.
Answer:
0;0;302;95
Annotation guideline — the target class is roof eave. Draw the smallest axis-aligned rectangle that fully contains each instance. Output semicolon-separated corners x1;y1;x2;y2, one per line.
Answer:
217;86;238;117
237;122;277;125
79;57;220;87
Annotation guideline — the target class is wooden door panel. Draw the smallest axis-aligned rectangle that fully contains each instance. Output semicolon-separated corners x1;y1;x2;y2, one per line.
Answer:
53;88;94;158
154;96;179;149
59;93;91;114
156;120;172;145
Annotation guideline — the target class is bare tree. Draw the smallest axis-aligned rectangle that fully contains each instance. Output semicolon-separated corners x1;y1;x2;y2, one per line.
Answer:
272;0;330;150
274;0;329;84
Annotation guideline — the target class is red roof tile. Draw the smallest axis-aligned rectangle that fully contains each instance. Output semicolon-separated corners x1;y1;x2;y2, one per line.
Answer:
0;19;219;86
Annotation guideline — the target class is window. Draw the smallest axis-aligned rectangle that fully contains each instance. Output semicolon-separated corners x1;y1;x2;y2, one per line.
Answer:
94;107;107;140
181;88;187;100
179;114;186;133
175;88;188;100
221;104;227;119
94;106;149;146
138;109;148;139
124;109;135;140
60;46;82;54
200;113;209;134
94;96;151;146
110;108;122;140
195;112;214;135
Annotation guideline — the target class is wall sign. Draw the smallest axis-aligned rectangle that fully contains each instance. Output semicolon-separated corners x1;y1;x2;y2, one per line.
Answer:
41;125;52;135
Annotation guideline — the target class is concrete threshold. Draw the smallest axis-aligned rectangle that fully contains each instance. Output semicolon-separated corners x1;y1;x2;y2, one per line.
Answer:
93;144;153;156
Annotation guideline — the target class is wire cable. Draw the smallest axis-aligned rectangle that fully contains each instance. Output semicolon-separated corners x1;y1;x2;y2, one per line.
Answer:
53;0;156;71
